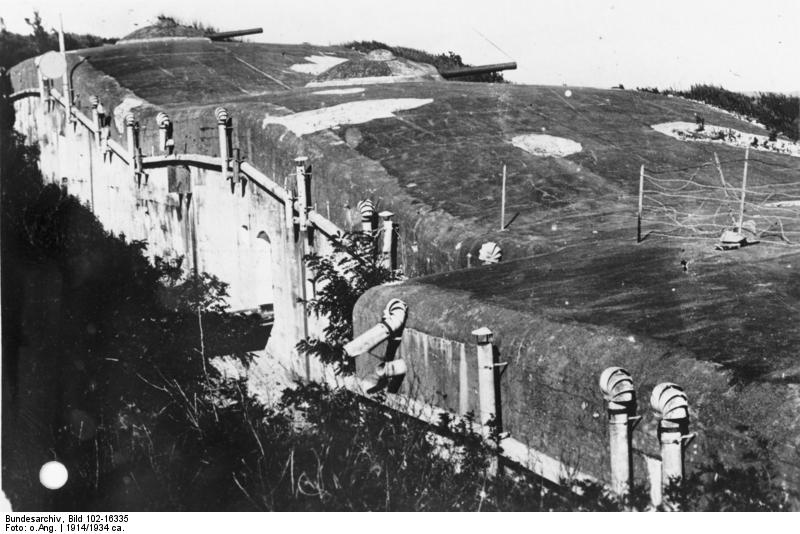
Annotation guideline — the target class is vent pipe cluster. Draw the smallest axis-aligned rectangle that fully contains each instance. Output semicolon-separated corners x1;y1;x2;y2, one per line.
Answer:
599;367;692;503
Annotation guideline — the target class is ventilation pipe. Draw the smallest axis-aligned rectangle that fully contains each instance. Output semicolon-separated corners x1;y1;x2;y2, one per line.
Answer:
472;327;499;433
124;113;139;173
358;199;375;235
376;359;407;378
599;367;638;496
156;112;174;154
294;157;310;232
472;326;502;475
215;107;231;178
478;242;502;265
650;383;691;490
343;299;407;357
379;211;396;270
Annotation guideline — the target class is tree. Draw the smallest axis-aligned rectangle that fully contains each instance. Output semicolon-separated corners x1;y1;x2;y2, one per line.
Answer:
297;231;402;373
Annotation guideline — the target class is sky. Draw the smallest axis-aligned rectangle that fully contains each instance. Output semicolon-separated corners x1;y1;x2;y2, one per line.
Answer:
2;0;798;93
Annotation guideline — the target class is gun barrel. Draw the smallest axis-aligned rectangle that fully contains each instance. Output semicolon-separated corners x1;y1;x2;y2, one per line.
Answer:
208;28;264;41
440;62;517;79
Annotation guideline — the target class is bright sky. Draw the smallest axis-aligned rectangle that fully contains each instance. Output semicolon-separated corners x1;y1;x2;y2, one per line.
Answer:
3;0;798;93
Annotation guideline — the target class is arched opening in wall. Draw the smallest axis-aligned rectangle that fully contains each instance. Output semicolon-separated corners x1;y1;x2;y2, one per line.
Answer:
254;230;275;319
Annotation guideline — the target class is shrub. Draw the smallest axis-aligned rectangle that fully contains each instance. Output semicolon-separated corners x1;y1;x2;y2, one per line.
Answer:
297;231;401;373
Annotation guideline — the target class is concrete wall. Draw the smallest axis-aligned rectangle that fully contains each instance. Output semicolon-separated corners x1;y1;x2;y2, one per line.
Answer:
352;278;800;488
12;92;341;383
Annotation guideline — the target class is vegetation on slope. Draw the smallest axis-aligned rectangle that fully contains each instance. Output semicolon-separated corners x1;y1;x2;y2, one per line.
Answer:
297;231;402;373
345;40;506;83
121;15;220;40
638;84;799;141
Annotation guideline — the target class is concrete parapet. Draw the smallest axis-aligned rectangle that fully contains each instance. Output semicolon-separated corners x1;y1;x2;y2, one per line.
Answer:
352;278;800;487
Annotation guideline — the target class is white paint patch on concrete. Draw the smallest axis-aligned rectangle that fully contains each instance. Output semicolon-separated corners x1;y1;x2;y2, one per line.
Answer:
652;122;800;157
290;55;348;75
112;96;145;132
262;98;433;136
312;87;365;96
511;133;583;157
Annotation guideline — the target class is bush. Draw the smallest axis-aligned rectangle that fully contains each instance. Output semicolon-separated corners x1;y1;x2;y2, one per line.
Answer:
668;84;798;141
297;231;401;373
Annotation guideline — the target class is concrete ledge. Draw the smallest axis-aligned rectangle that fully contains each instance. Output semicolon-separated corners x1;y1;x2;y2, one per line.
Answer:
353;276;800;484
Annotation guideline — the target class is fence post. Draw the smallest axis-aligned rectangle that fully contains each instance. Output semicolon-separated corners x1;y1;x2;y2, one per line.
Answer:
637;164;644;242
500;164;507;231
599;367;637;496
650;383;691;499
737;146;749;232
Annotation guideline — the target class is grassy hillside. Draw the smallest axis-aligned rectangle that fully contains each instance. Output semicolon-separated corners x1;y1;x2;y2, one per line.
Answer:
638;84;799;141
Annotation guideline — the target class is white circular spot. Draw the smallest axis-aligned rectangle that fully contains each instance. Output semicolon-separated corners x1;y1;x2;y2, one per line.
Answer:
564;89;572;97
39;461;68;490
511;134;582;157
550;223;558;231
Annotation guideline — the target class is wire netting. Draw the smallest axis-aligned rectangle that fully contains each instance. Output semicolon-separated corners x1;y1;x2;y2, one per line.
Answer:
642;155;800;246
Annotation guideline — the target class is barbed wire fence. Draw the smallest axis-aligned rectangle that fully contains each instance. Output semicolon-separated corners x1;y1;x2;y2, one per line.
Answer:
639;151;800;247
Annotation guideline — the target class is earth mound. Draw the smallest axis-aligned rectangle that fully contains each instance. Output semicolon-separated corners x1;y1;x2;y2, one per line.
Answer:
121;17;211;41
312;55;441;85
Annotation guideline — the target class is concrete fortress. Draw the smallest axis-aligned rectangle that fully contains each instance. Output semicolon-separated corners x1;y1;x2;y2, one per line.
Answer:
8;32;800;497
